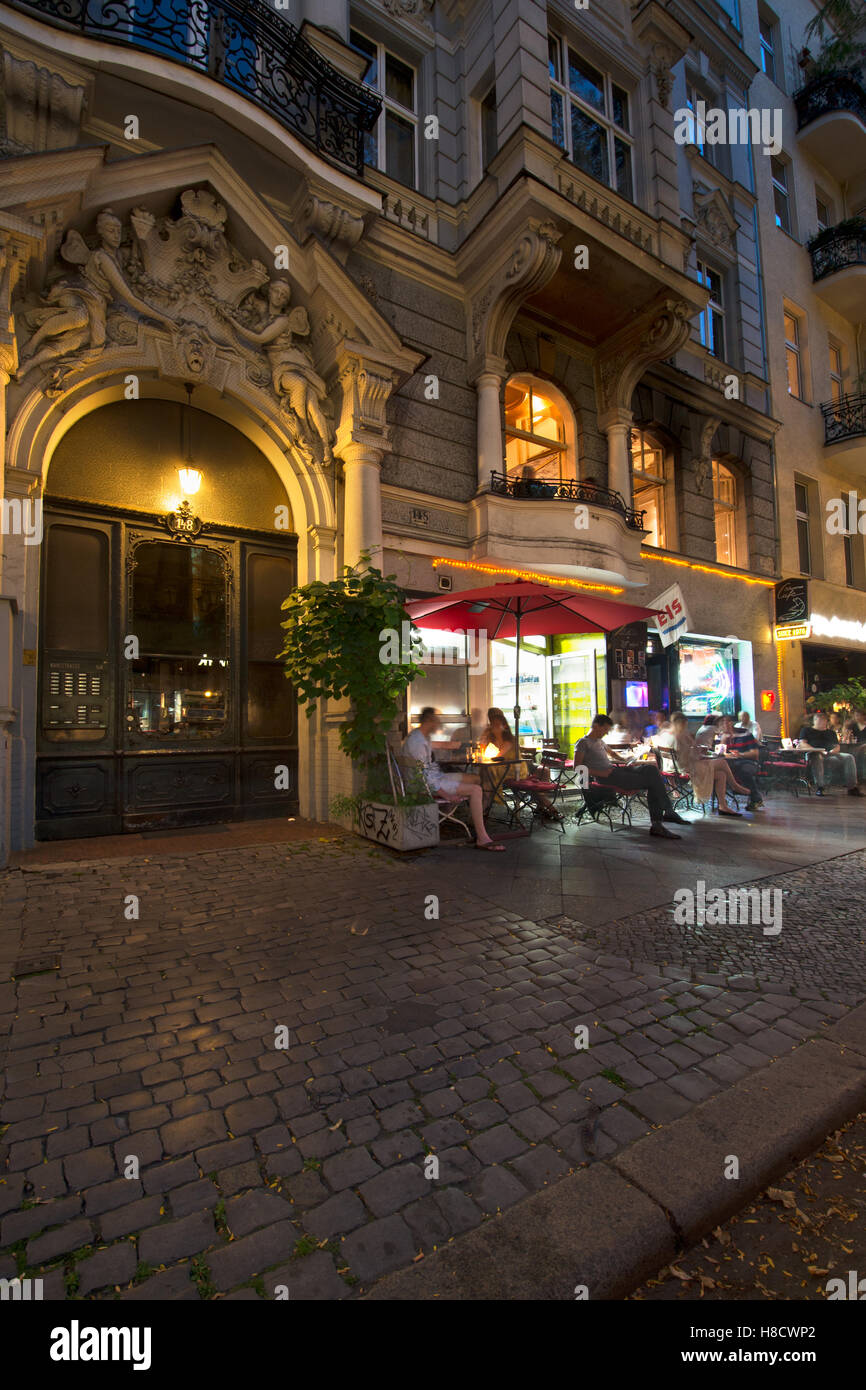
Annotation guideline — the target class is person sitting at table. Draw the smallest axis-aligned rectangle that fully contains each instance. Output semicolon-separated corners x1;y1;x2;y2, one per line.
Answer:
735;708;763;742
483;707;562;822
797;711;861;797
573;713;690;840
844;707;866;782
718;715;765;811
656;712;750;817
695;713;719;750
603;711;632;747
403;707;505;849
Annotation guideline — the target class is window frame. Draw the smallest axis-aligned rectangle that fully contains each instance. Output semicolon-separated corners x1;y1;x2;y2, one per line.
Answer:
785;310;804;400
711;460;741;568
771;155;791;233
696;259;726;360
503;375;577;488
349;27;419;189
480;84;497;172
759;14;778;84
829;341;844;404
794;477;814;577
630;429;674;551
548;32;635;201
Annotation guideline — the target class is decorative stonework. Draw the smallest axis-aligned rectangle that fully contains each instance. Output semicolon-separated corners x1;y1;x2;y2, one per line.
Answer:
650;44;674;108
470;220;563;368
11;189;335;467
382;0;434;16
298;195;365;254
1;52;86;155
692;415;720;496
692;184;739;253
596;296;692;416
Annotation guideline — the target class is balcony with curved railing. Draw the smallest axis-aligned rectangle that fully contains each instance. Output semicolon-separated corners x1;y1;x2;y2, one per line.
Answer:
489;471;646;530
821;392;866;449
808;220;866;321
4;0;381;175
794;70;866;184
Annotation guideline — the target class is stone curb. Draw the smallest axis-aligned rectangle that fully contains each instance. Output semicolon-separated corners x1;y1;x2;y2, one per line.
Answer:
363;1004;866;1301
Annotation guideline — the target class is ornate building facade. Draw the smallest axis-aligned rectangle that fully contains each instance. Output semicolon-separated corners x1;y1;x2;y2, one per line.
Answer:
0;0;861;854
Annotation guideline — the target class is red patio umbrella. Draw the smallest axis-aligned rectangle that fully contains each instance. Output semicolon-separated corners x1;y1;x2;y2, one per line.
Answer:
406;580;663;734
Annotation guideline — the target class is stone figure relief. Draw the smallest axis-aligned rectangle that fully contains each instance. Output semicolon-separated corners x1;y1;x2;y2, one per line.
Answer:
215;280;334;467
11;188;335;468
15;209;173;385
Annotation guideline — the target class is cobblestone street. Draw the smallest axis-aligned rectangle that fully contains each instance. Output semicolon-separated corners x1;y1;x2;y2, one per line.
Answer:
1;799;864;1300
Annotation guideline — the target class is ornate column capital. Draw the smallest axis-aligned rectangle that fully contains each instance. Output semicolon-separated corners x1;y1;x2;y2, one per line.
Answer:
467;220;563;380
0;217;45;381
333;344;399;462
595;294;692;416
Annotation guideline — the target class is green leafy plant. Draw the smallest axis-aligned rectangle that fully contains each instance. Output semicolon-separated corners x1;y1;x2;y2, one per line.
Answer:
806;678;866;713
807;214;866;250
280;552;428;804
803;0;866;78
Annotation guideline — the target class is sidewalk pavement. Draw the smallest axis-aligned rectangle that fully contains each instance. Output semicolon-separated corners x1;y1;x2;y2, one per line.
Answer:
1;807;864;1300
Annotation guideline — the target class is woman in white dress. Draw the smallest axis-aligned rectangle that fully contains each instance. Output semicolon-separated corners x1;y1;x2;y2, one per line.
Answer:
657;712;751;817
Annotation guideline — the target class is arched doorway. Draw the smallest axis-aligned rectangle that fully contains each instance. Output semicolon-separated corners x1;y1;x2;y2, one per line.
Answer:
36;399;298;838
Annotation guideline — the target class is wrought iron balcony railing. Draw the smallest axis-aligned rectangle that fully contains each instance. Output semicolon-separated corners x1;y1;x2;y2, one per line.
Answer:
489;471;646;531
809;221;866;283
821;392;866;446
795;70;866;133
6;0;382;175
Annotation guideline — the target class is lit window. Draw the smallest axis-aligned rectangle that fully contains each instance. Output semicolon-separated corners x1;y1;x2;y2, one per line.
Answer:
795;480;811;575
771;157;790;232
785;312;803;398
549;34;634;200
697;261;726;359
829;343;844;403
759;17;777;82
631;431;667;548
712;460;739;567
350;30;417;187
504;378;573;487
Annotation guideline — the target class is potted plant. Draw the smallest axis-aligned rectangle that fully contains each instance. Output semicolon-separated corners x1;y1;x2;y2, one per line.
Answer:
803;0;866;79
280;552;439;850
806;678;866;715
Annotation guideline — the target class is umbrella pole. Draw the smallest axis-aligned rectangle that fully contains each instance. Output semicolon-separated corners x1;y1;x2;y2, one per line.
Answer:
513;605;521;738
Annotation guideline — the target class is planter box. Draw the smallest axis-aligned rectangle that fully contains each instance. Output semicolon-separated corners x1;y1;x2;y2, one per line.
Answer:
356;800;440;851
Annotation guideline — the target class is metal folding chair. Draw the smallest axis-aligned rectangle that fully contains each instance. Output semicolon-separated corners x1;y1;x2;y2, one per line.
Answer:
394;752;473;839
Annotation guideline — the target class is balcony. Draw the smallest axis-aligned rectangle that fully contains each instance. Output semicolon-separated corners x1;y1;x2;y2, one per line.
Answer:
5;0;381;176
794;71;866;185
822;392;866;451
809;220;866;322
489;471;645;530
469;472;648;587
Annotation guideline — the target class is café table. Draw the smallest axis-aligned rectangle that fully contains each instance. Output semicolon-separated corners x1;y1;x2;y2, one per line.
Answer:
437;756;526;818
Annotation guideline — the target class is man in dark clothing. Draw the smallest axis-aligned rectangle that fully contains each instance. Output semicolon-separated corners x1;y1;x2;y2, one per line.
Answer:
846;708;866;782
573;714;689;840
724;722;765;810
798;712;861;796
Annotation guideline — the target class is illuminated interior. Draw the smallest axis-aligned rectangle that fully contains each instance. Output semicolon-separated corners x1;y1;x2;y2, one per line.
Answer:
712;459;738;567
504;377;571;486
631;430;666;547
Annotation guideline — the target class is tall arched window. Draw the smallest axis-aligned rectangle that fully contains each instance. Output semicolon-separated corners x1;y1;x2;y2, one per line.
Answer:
503;376;576;488
630;430;669;548
712;460;741;567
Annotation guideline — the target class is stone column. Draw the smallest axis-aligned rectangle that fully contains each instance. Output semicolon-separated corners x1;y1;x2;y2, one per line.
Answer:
474;357;506;492
599;408;634;506
341;442;384;568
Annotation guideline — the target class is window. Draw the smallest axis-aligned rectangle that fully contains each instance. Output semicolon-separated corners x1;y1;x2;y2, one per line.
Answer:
759;16;777;82
771;157;790;232
350;29;417;187
829;342;844;402
844;533;856;587
712;461;739;567
795;480;812;575
697;261;726;359
503;377;574;487
785;311;803;398
549;34;634;200
816;194;831;233
685;83;709;161
631;431;668;548
481;86;497;171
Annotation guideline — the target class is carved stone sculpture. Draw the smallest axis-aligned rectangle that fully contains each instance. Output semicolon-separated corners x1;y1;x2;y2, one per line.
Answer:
15;209;173;385
216;281;333;466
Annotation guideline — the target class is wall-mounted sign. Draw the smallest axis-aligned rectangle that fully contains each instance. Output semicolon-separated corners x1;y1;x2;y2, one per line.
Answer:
650;582;691;648
774;622;811;641
165;500;203;541
775;578;809;625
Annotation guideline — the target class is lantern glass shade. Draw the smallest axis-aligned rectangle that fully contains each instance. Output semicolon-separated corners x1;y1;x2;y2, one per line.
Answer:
178;467;203;496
